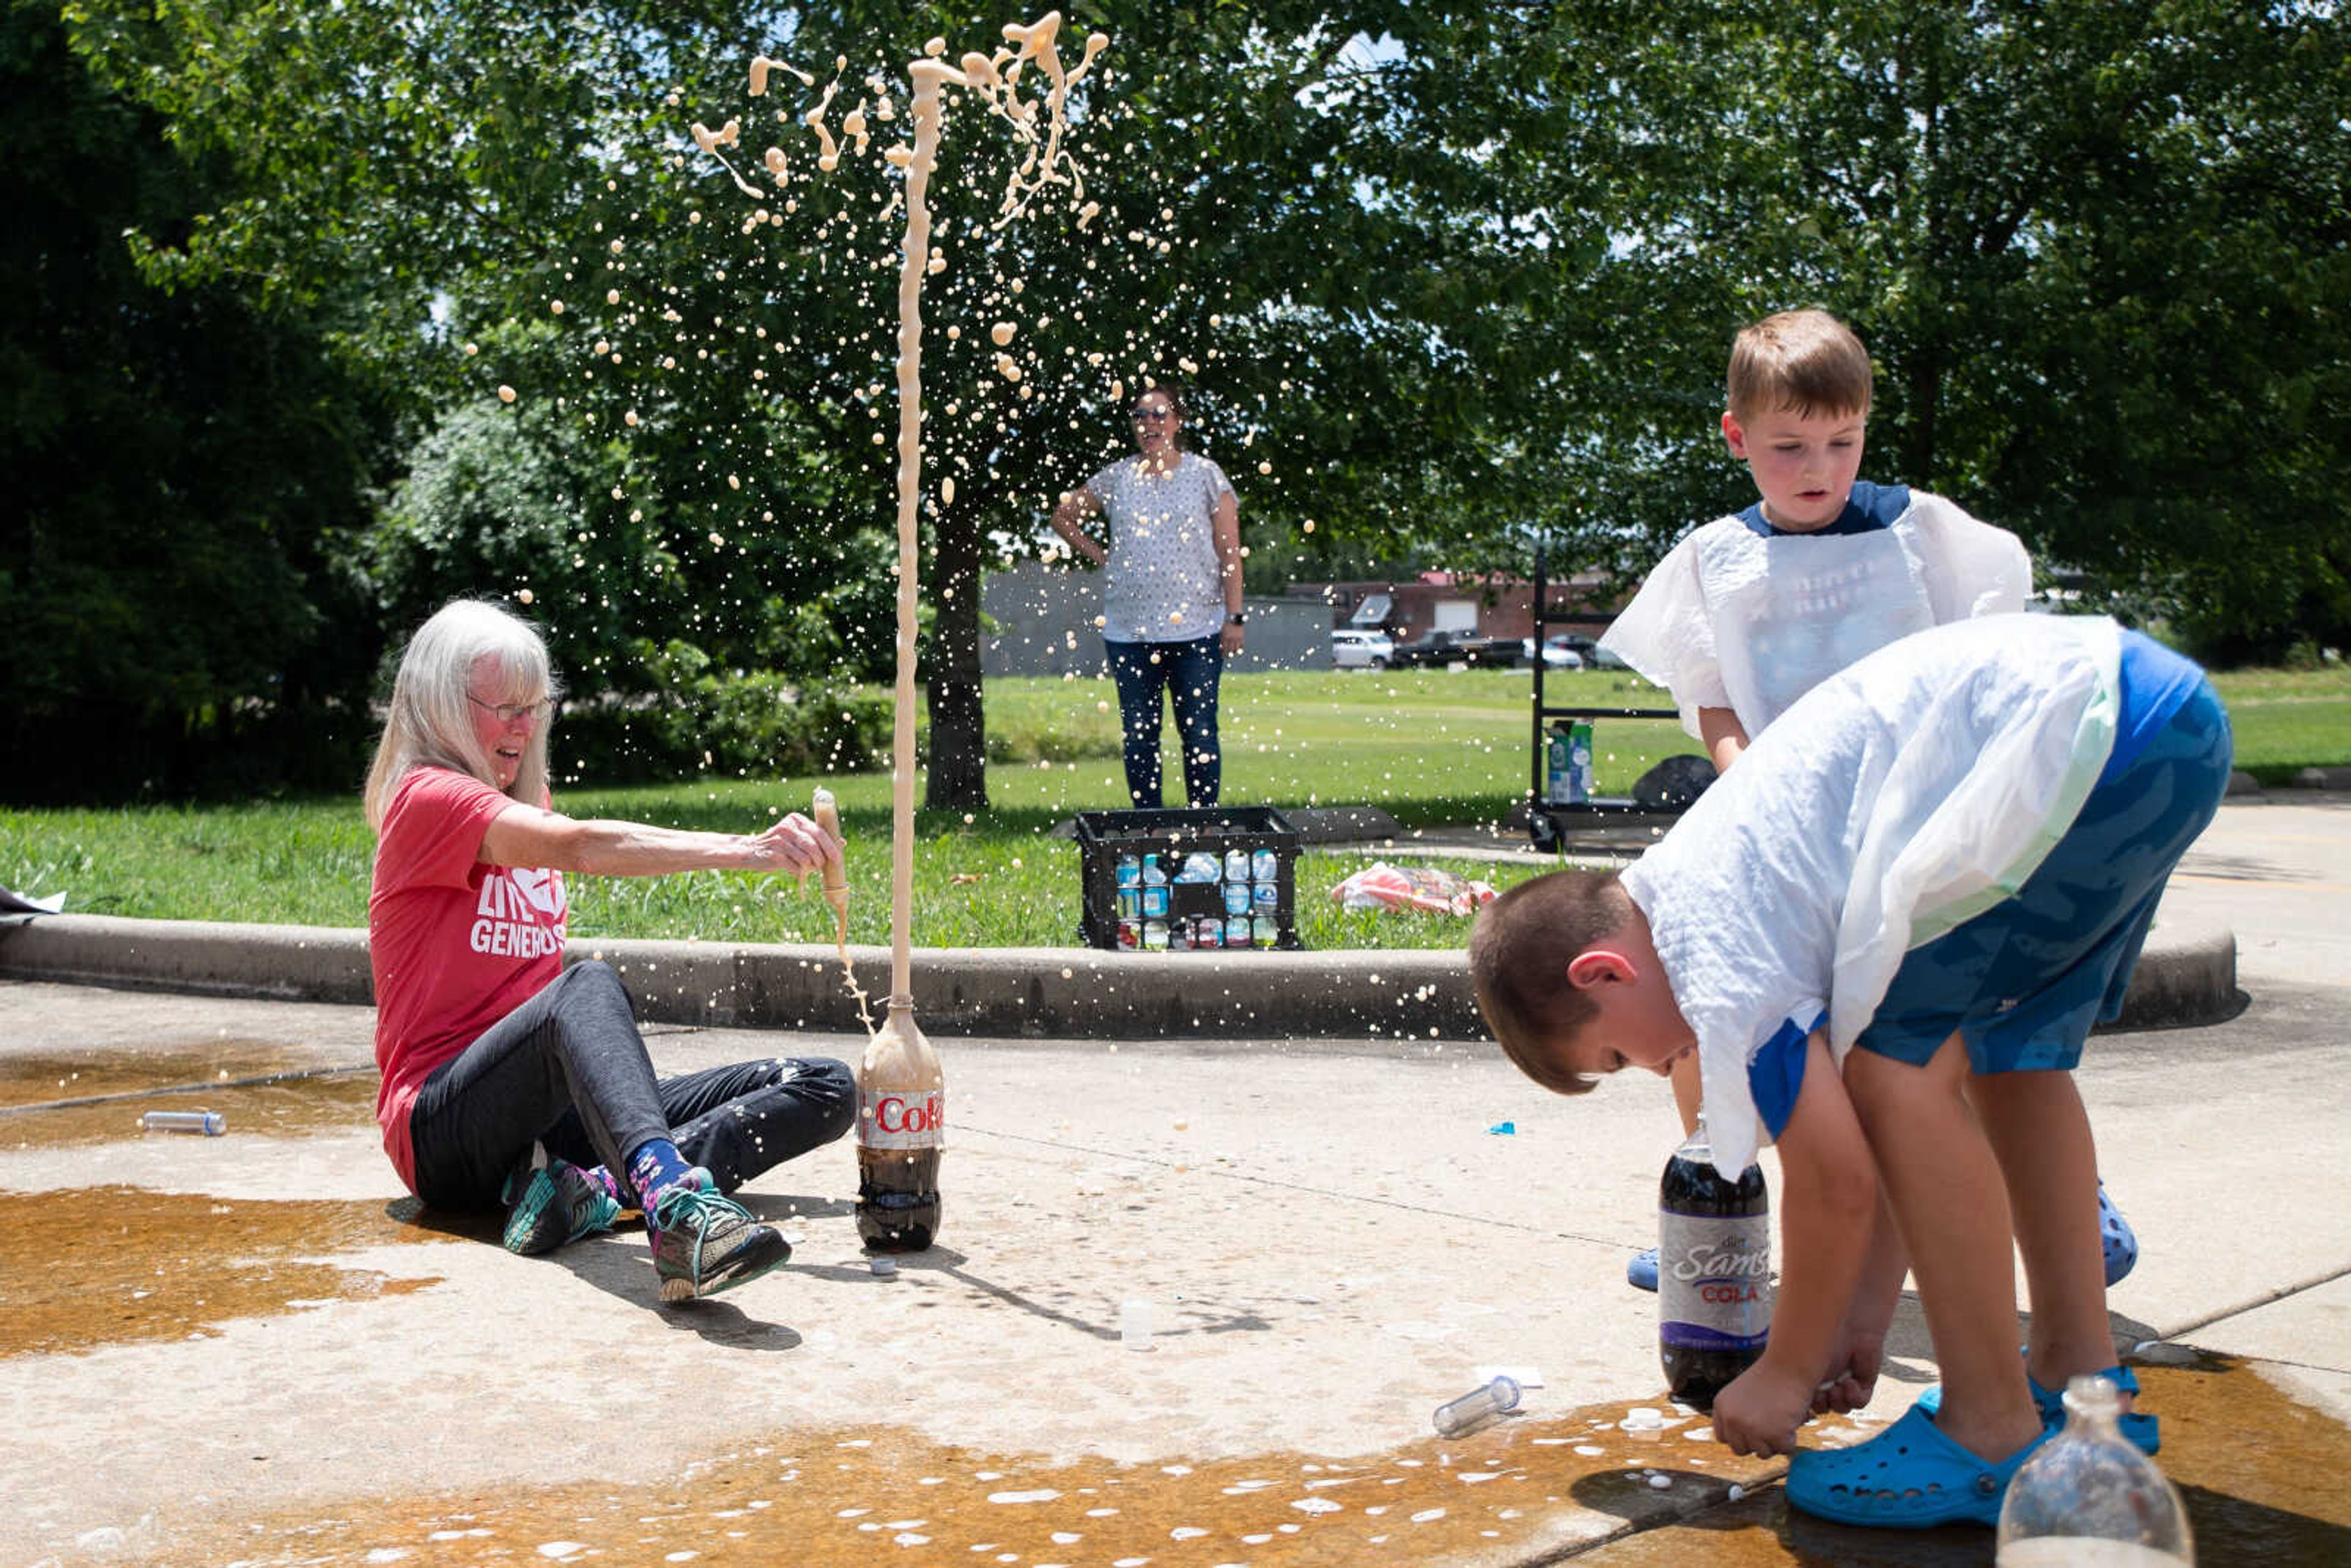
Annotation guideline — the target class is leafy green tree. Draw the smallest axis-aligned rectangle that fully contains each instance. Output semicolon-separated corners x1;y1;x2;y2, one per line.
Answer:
61;0;929;768
62;0;1634;803
1514;1;2351;655
49;0;2347;822
0;0;391;800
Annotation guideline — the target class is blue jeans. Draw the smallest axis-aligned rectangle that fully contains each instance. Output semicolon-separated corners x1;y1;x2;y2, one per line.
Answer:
1106;635;1223;807
407;960;855;1209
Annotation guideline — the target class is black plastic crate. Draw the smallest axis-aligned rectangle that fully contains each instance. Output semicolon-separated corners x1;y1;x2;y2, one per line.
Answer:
1074;806;1304;951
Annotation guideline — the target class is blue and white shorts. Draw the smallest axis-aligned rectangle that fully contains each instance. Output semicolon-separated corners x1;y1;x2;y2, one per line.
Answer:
1856;675;2232;1075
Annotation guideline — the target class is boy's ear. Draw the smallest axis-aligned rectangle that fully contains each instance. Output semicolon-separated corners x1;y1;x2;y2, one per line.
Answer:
1565;947;1637;991
1720;410;1749;459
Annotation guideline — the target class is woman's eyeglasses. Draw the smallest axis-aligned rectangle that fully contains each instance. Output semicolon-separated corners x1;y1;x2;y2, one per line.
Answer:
1131;408;1174;423
469;695;553;724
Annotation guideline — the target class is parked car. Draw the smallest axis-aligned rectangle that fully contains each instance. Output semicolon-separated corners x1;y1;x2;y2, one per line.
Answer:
1523;635;1586;670
1386;628;1521;669
1330;628;1395;669
1545;632;1599;661
1542;631;1634;670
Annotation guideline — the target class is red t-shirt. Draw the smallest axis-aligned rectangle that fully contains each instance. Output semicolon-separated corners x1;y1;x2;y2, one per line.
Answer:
369;767;569;1191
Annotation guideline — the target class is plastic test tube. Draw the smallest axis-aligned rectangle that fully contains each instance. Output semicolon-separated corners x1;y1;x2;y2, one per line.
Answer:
1121;1297;1154;1351
1432;1375;1521;1436
139;1109;225;1136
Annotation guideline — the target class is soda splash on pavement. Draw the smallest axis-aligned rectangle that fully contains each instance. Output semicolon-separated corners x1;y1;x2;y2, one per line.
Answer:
100;1396;1789;1565
0;1185;451;1359
97;1359;2351;1564
0;1045;377;1149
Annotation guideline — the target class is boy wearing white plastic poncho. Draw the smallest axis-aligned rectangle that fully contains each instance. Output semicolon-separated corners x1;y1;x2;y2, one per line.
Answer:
1599;310;2032;765
1594;310;2110;1294
1468;613;2230;1531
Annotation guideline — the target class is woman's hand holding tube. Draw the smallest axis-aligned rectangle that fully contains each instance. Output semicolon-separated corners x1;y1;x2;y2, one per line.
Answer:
751;811;842;882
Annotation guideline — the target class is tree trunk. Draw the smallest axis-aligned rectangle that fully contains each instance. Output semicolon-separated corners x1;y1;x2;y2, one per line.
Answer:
1903;334;1941;486
924;498;989;810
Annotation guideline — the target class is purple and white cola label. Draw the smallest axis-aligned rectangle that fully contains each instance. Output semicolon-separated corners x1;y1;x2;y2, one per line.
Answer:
1658;1209;1772;1351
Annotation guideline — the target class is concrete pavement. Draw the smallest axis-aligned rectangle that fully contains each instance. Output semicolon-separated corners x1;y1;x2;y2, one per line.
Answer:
0;799;2345;1565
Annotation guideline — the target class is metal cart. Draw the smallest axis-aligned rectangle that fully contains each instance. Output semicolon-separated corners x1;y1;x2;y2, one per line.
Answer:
1527;541;1687;852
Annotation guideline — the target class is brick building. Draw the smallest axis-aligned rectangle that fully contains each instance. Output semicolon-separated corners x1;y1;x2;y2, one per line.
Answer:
1284;568;1620;644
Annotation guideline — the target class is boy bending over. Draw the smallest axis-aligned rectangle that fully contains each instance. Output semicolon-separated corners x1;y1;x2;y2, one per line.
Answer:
1469;613;2228;1528
1595;310;2061;1291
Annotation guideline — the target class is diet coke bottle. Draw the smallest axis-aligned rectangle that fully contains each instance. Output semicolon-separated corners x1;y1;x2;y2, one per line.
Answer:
1658;1117;1772;1410
856;996;944;1253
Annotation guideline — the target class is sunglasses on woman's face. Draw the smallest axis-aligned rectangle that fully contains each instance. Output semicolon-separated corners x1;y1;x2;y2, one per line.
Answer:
1131;407;1174;423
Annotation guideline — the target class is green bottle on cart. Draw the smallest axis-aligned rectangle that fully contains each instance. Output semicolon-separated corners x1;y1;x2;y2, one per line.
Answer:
1547;720;1595;805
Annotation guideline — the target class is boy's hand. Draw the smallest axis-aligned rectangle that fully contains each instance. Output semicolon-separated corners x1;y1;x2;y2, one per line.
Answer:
1711;1358;1815;1459
1719;1029;1884;1455
1811;1326;1885;1416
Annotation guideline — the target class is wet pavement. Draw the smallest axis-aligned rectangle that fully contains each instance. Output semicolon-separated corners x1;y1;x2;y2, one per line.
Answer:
1;1185;452;1359
49;1355;2341;1566
1;1043;377;1149
1;797;2347;1565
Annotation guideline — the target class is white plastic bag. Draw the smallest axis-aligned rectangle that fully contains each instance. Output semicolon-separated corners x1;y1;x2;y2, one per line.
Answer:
1330;862;1498;917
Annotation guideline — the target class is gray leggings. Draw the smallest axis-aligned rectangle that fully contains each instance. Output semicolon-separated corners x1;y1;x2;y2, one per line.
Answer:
407;960;855;1210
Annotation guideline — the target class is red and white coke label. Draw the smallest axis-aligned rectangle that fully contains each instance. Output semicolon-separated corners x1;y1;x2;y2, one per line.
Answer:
859;1086;944;1150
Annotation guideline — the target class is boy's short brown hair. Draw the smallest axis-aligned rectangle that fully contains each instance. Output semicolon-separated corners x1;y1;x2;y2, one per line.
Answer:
1468;868;1632;1095
1727;309;1873;423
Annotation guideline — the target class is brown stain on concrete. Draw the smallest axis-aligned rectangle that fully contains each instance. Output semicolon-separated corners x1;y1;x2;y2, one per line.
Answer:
2134;1355;2351;1565
133;1359;2351;1565
1564;1356;2351;1566
139;1401;1784;1566
7;1052;2345;1563
0;1186;456;1359
0;1044;378;1149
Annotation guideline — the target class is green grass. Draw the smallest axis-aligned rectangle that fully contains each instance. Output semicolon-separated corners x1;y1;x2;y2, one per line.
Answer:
2194;667;2351;784
6;663;2346;951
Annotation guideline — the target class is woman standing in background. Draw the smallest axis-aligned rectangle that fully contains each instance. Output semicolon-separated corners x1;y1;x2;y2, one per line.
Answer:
1049;383;1245;808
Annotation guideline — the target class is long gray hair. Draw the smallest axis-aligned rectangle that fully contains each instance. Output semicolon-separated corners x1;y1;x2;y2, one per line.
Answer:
364;599;561;828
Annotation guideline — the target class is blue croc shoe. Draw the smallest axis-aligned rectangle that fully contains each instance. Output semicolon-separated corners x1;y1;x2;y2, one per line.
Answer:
1627;1247;1659;1292
2099;1180;2137;1287
1916;1359;2159;1455
1786;1404;2049;1528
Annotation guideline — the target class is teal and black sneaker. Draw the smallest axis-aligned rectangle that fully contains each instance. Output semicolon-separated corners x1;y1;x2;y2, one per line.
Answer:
501;1156;623;1257
648;1169;790;1302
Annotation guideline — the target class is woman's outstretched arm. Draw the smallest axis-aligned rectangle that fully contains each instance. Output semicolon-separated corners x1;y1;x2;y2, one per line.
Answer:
479;802;841;882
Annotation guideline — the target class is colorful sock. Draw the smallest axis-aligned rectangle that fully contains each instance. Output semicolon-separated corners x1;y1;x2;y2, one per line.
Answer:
580;1163;624;1210
624;1138;694;1214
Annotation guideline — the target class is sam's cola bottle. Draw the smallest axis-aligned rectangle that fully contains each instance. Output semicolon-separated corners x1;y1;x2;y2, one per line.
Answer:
1658;1117;1771;1411
856;996;944;1252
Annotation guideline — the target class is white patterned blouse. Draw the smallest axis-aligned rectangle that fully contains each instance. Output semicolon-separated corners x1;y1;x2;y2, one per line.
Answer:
1086;452;1237;645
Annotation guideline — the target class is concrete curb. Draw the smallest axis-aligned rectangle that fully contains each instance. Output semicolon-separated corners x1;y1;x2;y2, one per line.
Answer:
2225;767;2351;795
2106;917;2240;1030
0;909;2238;1040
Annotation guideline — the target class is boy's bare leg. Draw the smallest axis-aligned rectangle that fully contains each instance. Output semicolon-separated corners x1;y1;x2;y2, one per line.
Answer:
1842;1032;2042;1462
1965;1068;2117;1398
1669;1050;1703;1138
